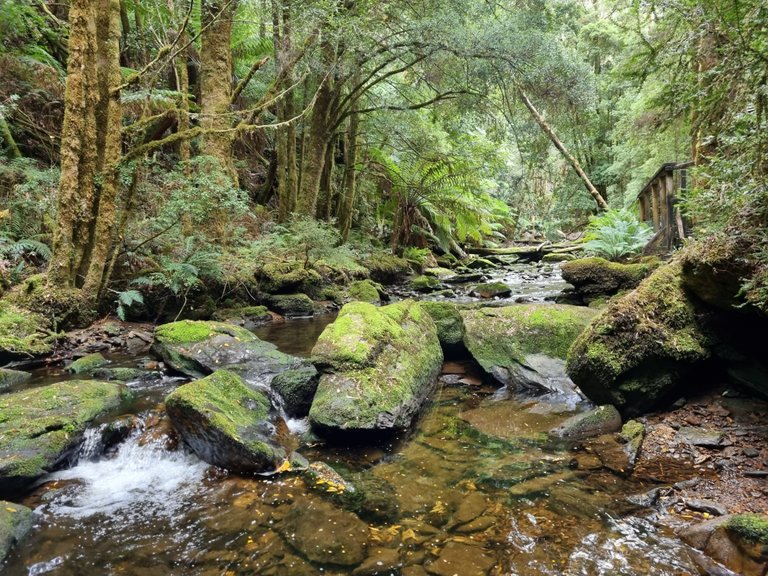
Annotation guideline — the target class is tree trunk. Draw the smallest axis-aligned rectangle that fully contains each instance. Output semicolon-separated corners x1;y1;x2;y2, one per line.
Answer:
518;89;608;212
338;110;359;241
200;0;237;183
273;0;297;221
50;0;123;301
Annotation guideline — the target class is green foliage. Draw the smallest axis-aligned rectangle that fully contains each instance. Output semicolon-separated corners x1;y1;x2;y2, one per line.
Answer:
114;289;144;321
583;209;652;261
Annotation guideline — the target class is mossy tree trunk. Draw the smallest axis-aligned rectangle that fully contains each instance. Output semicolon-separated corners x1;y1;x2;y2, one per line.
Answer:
200;0;238;184
50;0;123;301
338;109;360;241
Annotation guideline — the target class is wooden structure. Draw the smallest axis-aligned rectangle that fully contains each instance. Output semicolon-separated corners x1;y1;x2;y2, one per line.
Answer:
637;161;692;253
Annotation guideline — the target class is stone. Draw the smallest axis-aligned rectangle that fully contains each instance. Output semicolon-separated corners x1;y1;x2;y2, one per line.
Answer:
211;305;273;331
0;301;53;361
549;405;622;440
165;370;286;473
684;499;728;517
420;302;466;351
465;258;497;270
309;300;443;435
470;282;511;299
461;304;597;397
409;275;442;293
271;366;320;417
152;320;316;388
278;497;368;566
67;352;110;374
676;427;725;448
567;261;713;417
267;293;314;317
0;380;130;494
561;257;659;303
347;280;383;304
256;261;322;294
743;447;760;458
424;541;496;576
444;272;484;284
0;368;31;391
353;548;402;576
365;253;412;283
0;501;33;563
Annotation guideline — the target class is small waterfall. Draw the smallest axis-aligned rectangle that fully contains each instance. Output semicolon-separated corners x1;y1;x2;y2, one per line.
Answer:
76;424;107;462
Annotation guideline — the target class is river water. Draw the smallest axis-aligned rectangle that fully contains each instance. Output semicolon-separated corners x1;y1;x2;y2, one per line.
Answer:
2;264;707;576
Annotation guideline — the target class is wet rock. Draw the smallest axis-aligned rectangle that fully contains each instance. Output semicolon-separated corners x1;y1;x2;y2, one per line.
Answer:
309;300;443;435
271;366;319;417
0;368;31;391
152;320;316;387
676;427;725;448
465;258;497;270
444;272;484;284
353;547;402;575
91;367;156;382
67;352;110;374
0;501;34;562
448;492;487;528
305;461;357;497
266;293;314;318
420;302;466;351
549;405;621;440
619;419;645;468
409;275;443;293
425;541;496;576
561;257;659;304
278;497;368;566
0;380;130;494
684;499;728;516
566;261;712;417
462;304;597;397
211;305;274;331
470;282;511;299
165;370;286;473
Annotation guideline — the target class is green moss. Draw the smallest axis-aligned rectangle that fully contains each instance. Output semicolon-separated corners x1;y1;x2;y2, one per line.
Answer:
561;257;660;302
365;253;412;283
68;352;110;374
267;293;314;317
347;280;381;303
257;261;322;294
155;320;255;345
0;301;53;357
0;368;31;390
566;261;711;415
726;514;768;545
421;301;465;346
5;274;95;330
409;275;441;292
166;370;269;444
471;282;512;298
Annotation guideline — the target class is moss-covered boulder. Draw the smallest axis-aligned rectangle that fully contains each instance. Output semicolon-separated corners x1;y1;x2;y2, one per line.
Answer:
211;305;273;331
365;253;412;284
566;261;712;416
0;380;130;494
470;282;512;299
6;274;95;330
346;279;382;304
561;257;659;303
256;261;322;294
68;352;110;374
421;301;466;351
0;368;31;392
309;300;443;434
152;320;316;388
465;257;497;270
0;502;34;563
165;370;286;473
271;366;320;417
0;301;53;361
408;275;442;293
267;293;314;317
461;304;597;396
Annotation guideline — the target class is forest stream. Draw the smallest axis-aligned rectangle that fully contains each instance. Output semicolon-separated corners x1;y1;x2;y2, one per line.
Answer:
1;261;740;576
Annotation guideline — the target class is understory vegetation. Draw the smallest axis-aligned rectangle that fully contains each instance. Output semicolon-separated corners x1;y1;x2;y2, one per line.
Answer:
0;0;766;318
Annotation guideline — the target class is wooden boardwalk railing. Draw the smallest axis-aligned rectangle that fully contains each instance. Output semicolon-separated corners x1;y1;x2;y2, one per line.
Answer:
637;161;693;253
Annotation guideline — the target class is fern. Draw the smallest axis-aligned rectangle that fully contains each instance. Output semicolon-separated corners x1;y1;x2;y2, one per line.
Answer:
115;289;144;321
583;209;653;261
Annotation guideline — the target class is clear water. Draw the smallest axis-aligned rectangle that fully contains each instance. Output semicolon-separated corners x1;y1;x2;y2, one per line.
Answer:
2;302;706;576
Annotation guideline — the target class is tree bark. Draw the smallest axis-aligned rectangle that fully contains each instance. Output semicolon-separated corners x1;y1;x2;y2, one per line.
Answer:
338;110;360;241
518;89;608;212
200;0;237;183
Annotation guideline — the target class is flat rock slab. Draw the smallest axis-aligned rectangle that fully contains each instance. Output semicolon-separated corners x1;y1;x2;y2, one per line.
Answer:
0;380;129;493
676;427;726;448
425;541;496;576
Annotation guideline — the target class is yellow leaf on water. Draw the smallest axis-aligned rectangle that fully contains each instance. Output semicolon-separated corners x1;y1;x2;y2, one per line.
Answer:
275;460;292;473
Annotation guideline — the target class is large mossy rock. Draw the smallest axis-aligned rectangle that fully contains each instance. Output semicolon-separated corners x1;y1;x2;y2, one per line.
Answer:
364;253;412;284
165;370;286;473
256;261;322;295
0;381;130;494
461;304;597;395
0;301;53;361
421;302;466;351
0;502;34;563
211;305;273;331
309;300;443;434
561;257;659;303
0;368;31;392
152;320;315;388
566;261;712;416
266;293;315;318
346;279;382;304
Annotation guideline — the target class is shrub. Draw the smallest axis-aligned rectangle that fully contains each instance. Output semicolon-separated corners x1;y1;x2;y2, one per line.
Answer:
583;209;653;261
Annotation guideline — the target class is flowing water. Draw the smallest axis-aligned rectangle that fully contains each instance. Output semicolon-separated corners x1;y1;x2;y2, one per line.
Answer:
2;267;708;576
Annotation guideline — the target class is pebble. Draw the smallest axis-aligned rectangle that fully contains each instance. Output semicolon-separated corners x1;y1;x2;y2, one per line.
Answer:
743;447;759;458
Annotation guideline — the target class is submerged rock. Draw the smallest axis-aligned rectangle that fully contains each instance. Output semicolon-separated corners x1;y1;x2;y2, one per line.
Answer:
461;304;597;396
0;501;34;563
165;370;286;473
151;320;316;388
561;257;659;303
0;380;130;493
309;300;443;434
549;405;622;440
566;261;712;416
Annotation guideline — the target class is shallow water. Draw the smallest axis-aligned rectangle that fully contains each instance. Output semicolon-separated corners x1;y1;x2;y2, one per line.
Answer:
2;308;706;576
